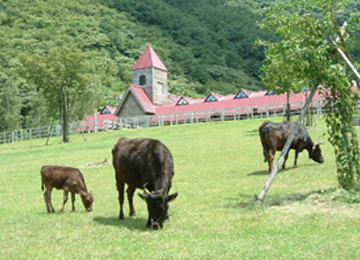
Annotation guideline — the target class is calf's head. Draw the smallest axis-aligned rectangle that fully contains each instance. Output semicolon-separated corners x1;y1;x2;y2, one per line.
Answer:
309;142;324;164
138;188;178;230
80;191;94;212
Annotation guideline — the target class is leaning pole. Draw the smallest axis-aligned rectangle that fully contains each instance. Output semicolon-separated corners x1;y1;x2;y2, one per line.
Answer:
255;84;318;207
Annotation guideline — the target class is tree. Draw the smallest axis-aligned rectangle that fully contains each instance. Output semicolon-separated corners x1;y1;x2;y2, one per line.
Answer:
19;46;94;143
0;73;22;131
258;0;360;192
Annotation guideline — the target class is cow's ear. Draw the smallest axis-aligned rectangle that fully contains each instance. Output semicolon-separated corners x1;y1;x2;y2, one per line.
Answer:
166;192;178;202
138;193;148;201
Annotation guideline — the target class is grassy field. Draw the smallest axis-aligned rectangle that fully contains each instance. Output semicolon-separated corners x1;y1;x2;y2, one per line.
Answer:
1;117;360;259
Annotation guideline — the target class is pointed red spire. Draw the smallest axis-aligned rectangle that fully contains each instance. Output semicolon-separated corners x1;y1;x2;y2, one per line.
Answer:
132;45;168;71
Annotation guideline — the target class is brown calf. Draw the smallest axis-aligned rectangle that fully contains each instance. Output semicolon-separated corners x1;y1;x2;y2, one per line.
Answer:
41;165;94;213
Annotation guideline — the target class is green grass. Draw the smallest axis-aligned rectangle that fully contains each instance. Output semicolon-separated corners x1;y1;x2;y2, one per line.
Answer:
1;117;360;259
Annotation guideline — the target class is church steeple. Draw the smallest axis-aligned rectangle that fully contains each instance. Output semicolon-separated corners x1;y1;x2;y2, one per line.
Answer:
132;45;168;72
131;45;168;105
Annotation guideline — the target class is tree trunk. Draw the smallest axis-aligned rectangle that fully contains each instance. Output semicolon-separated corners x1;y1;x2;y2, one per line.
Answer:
59;85;69;143
286;92;290;121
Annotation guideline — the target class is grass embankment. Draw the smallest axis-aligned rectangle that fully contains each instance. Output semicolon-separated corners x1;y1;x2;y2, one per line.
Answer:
1;117;359;259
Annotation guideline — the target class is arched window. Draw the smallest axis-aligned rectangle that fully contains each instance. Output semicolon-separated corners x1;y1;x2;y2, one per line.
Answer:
139;75;146;85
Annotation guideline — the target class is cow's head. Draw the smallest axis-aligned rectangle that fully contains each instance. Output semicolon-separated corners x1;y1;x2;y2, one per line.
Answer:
138;187;178;230
310;142;324;164
80;191;94;212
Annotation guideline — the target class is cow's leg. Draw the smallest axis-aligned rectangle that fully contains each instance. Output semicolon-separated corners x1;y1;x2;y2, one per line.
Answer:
45;187;55;213
71;192;76;211
43;191;50;212
268;150;275;172
117;181;125;220
282;151;289;169
126;186;136;218
60;188;69;213
44;188;54;213
263;148;269;163
293;150;299;168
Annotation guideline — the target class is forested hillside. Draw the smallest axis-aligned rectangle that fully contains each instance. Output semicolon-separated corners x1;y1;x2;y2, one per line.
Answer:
0;0;359;131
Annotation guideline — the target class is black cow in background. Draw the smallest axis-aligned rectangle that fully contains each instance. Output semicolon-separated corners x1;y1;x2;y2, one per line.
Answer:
259;121;324;172
112;137;178;229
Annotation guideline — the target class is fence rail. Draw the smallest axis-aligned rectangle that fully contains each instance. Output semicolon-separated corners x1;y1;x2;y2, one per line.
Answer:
0;99;326;145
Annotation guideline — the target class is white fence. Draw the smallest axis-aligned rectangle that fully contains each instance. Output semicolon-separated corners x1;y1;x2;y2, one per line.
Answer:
0;99;326;144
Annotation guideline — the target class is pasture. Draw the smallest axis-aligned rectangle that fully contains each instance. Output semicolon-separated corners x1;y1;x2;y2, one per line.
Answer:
1;117;360;259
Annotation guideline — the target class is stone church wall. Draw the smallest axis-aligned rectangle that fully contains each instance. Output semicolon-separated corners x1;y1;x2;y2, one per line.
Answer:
117;93;145;118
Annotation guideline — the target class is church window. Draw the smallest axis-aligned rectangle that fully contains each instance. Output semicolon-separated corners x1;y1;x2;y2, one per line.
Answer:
139;75;146;85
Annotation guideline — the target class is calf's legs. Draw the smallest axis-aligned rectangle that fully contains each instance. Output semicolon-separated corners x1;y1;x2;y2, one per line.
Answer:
60;189;69;213
44;189;55;213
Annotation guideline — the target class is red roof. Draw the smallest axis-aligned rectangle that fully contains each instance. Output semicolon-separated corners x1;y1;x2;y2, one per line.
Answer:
155;90;323;115
132;45;168;71
115;84;326;117
129;84;158;114
79;106;118;131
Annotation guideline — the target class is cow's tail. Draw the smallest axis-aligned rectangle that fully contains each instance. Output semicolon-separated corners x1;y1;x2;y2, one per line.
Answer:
41;167;44;191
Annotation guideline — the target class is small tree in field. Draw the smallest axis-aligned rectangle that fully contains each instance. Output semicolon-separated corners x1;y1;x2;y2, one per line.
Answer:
19;46;93;143
258;0;360;191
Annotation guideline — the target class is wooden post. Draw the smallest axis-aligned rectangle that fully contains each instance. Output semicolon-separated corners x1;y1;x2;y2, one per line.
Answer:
255;84;318;206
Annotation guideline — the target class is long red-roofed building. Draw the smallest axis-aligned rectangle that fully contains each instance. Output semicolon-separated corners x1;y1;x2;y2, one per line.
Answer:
113;45;326;122
79;45;357;130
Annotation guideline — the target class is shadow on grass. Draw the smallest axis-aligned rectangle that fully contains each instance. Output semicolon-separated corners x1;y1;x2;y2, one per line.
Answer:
244;129;259;136
247;167;293;176
223;193;257;209
266;187;337;206
223;187;336;209
93;216;148;231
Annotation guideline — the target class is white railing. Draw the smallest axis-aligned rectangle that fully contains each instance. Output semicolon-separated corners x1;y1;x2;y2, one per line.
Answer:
0;99;327;144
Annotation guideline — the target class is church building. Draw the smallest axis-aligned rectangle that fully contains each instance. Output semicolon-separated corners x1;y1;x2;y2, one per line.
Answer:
115;45;173;118
114;44;324;120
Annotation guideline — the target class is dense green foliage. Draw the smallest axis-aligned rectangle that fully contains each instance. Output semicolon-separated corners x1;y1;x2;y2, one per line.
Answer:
1;0;360;132
3;118;360;259
259;0;360;191
0;0;272;131
19;46;97;143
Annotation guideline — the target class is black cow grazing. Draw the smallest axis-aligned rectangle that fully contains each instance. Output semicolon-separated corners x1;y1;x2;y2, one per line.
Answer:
112;137;178;229
259;121;324;172
41;165;94;213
